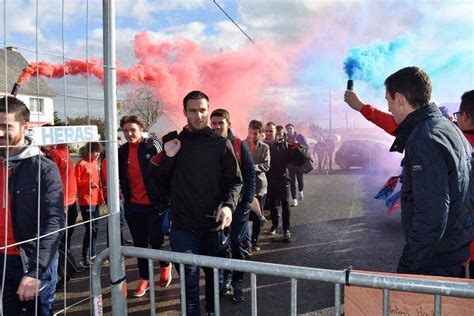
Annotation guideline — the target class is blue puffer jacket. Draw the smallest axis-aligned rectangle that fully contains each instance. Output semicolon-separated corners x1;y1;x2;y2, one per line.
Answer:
391;104;472;274
6;137;64;278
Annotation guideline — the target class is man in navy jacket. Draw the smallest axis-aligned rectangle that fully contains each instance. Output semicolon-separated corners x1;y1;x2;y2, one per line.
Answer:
386;67;472;276
210;108;256;303
0;96;64;315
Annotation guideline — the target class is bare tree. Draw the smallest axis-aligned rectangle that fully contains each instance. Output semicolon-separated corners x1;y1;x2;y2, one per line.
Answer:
121;86;161;130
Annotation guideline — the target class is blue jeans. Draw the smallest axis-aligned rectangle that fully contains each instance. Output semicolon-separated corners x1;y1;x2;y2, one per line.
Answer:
429;264;464;278
0;253;58;315
170;229;228;315
80;205;100;260
223;203;250;284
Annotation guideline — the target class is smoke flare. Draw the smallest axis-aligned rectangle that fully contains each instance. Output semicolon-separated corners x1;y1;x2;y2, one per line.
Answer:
10;83;20;97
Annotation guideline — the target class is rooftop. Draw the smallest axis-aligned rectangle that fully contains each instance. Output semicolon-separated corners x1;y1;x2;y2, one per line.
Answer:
0;47;55;97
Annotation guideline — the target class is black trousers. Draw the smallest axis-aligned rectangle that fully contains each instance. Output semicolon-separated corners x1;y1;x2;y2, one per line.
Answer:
80;205;100;259
249;194;266;245
125;203;169;280
288;165;304;199
267;180;291;231
62;202;78;250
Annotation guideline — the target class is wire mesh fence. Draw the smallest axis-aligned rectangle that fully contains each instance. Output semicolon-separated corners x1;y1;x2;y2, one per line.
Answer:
1;1;123;314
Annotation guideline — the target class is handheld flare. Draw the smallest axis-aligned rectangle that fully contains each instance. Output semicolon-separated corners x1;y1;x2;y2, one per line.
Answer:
10;83;20;97
347;80;353;91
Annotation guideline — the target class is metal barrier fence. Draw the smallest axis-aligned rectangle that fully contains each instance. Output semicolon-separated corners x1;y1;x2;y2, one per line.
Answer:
91;246;474;316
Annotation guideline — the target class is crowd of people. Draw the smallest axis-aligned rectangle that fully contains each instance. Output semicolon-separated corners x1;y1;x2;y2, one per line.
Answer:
0;65;472;315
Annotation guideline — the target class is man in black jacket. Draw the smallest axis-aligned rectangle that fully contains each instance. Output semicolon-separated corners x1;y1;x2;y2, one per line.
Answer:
386;67;472;277
265;122;293;241
0;96;64;315
154;91;243;315
285;123;308;207
210;108;255;302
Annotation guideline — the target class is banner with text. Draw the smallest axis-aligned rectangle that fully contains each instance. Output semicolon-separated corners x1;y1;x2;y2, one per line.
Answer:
29;125;99;145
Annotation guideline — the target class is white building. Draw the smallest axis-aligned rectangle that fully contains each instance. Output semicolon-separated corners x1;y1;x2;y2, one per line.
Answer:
0;47;55;127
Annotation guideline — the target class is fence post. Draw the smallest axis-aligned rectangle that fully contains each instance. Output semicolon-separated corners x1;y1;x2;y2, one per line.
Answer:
290;278;297;316
103;0;127;315
434;294;442;316
179;264;187;316
92;249;110;316
251;273;257;316
213;268;221;315
383;289;389;316
334;283;342;316
149;260;156;316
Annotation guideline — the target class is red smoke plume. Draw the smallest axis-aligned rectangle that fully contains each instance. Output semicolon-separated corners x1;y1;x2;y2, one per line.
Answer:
16;58;104;85
17;32;294;135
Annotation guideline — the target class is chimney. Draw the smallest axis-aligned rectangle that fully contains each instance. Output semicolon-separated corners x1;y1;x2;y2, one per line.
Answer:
6;46;18;52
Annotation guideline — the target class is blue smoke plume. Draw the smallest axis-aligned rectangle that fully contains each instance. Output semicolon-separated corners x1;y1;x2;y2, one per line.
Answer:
342;30;472;98
343;36;408;82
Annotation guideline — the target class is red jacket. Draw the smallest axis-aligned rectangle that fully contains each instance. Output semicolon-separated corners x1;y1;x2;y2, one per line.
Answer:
462;131;474;261
100;158;124;202
0;164;20;255
75;158;104;206
360;104;398;136
49;145;77;206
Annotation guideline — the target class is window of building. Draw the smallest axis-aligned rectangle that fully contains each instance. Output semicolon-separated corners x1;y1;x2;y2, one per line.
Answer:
29;97;44;113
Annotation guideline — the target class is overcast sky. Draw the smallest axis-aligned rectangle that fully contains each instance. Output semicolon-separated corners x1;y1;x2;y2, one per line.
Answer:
1;0;473;128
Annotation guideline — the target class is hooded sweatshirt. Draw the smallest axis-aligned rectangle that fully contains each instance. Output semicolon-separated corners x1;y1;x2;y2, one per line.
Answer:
0;137;64;277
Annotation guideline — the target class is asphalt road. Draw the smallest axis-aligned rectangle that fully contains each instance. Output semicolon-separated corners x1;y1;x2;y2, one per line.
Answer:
53;167;406;315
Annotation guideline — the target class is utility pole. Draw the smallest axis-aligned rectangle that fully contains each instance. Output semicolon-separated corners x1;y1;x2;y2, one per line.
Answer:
329;90;332;136
345;110;348;130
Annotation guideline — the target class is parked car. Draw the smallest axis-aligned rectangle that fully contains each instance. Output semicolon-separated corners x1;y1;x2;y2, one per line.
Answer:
334;140;401;171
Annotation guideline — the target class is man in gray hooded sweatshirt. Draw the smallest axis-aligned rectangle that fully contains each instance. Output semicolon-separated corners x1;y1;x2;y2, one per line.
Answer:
0;96;64;315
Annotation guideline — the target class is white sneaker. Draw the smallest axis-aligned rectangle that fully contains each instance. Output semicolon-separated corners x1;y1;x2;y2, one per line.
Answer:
291;199;298;207
298;191;304;202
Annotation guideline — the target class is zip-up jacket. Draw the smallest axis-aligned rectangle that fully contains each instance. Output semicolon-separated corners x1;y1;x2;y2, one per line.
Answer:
244;139;270;196
154;127;243;231
75;157;104;206
265;139;291;184
3;137;64;278
228;129;256;219
391;104;472;274
49;145;77;206
360;105;474;264
118;137;162;206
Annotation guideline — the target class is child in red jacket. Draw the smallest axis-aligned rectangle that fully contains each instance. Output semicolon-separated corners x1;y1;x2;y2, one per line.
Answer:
75;142;104;267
